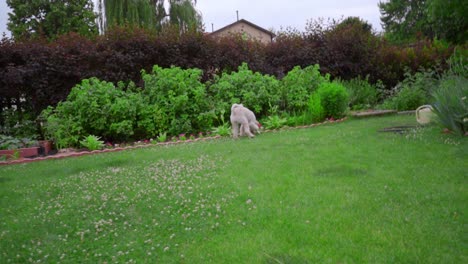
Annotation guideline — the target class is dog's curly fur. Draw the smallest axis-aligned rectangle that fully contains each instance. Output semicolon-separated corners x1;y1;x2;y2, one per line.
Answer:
230;103;260;138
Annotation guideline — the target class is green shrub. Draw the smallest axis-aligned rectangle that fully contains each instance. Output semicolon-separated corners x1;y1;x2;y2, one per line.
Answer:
316;81;349;119
283;91;328;127
338;75;378;110
380;68;439;111
208;63;281;120
80;135;105;151
141;65;215;136
384;85;427;111
40;106;83;149
40;78;137;148
280;64;326;112
69;78;137;139
262;115;288;130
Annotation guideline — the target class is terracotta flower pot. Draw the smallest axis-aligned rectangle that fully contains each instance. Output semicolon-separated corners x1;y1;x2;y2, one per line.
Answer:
20;147;39;158
39;140;53;155
0;147;40;159
0;149;15;159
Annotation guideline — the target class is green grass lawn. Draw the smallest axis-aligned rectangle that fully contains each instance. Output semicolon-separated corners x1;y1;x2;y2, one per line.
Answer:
1;115;466;263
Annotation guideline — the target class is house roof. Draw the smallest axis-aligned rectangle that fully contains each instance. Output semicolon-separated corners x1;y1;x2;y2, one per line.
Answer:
210;19;276;38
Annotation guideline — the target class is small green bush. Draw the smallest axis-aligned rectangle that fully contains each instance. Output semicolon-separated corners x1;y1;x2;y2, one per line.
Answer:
384;85;427;111
156;132;168;143
280;64;326;112
338;75;378;110
141;65;215;136
80;135;105;151
208;63;281;120
40;78;138;148
211;124;231;136
307;93;325;123
316;81;349;119
381;68;439;111
262;115;288;130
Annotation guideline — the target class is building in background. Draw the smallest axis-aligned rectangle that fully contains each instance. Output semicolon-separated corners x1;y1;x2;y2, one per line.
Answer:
210;19;275;44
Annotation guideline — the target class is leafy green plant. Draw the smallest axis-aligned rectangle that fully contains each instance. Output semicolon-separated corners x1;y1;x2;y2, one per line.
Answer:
307;92;326;123
11;150;20;160
211;123;231;137
338;75;378;110
280;64;326;112
0;135;21;150
156;132;168;143
0;135;38;150
179;134;187;141
380;67;439;111
262;115;288;130
141;65;214;135
80;135;105;151
210;109;232;137
209;62;281;119
39;106;83;149
40;78;137;148
316;81;349;119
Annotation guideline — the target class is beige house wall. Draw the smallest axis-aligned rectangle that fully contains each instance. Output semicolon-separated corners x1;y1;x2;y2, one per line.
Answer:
211;21;273;44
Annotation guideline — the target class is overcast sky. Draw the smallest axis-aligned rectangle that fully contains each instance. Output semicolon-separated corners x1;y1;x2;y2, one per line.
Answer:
0;0;383;37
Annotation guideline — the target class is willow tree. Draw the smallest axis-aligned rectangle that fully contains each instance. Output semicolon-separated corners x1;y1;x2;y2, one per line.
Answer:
99;0;157;32
98;0;202;33
168;0;202;32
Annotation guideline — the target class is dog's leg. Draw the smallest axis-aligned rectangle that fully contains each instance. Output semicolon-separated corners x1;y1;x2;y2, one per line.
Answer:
231;122;240;138
242;121;254;138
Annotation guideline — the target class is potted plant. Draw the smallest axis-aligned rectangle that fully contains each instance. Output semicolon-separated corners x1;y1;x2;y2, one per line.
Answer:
0;135;40;159
38;140;53;155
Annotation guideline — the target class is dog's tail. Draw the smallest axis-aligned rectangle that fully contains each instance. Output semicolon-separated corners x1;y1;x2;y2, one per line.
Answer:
231;103;243;111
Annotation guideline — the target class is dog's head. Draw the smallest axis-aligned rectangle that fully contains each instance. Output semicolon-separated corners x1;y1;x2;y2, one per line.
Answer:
252;121;262;134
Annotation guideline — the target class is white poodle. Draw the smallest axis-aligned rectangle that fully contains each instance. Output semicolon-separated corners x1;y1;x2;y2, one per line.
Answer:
230;103;261;138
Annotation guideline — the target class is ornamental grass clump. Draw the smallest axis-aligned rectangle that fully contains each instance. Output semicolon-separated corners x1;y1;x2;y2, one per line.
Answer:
431;53;468;136
431;75;467;136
